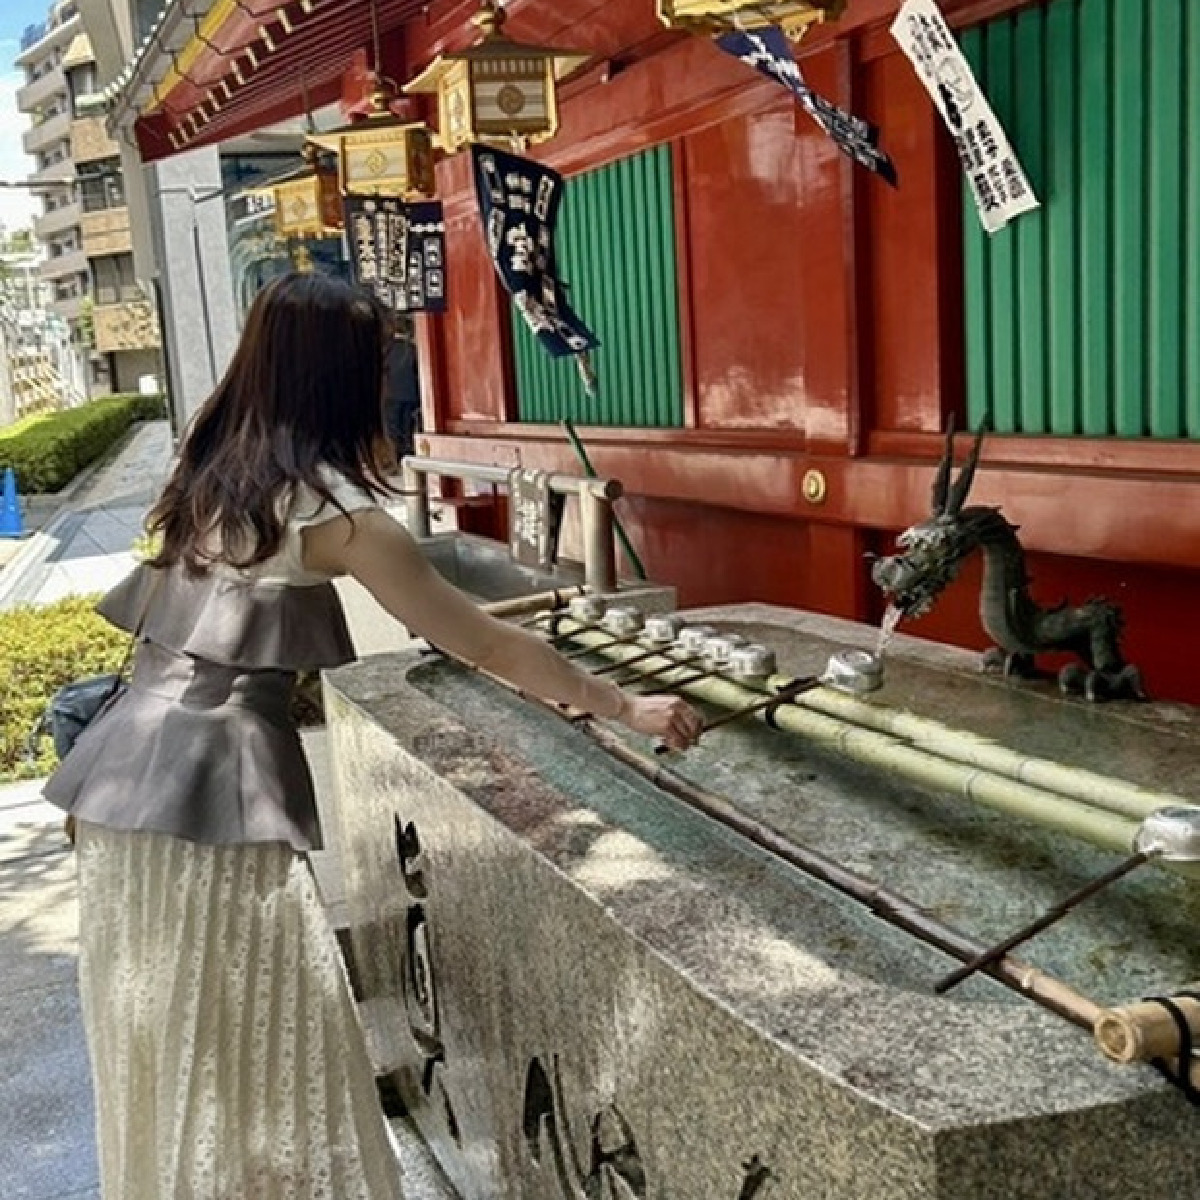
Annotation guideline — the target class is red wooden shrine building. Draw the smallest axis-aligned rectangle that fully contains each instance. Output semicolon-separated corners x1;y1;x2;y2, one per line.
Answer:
118;0;1200;702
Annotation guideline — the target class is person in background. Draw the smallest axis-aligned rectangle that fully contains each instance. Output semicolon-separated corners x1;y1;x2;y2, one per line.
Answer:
42;272;702;1200
385;321;422;460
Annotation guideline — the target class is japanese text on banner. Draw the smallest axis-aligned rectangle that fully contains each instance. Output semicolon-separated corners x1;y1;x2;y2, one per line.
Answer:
891;0;1038;234
471;144;599;360
344;197;447;314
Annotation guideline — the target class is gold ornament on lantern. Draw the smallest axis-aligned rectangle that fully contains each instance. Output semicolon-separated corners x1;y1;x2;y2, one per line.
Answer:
270;144;344;238
306;1;437;200
656;0;846;41
307;84;437;199
403;0;590;153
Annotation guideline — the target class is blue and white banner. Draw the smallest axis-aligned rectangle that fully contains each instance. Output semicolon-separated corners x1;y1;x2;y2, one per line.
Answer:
471;144;599;361
891;0;1038;233
344;197;447;314
716;25;898;187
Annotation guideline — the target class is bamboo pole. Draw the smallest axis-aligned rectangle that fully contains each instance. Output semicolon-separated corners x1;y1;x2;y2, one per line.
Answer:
550;621;1197;829
798;688;1193;824
1094;989;1200;1064
481;587;587;621
583;722;1102;1033
550;621;1143;856
562;420;648;581
433;643;1104;1034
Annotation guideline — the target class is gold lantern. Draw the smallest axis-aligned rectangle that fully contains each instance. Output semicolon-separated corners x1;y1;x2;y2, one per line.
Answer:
402;0;590;153
307;84;437;199
656;0;846;42
270;145;344;238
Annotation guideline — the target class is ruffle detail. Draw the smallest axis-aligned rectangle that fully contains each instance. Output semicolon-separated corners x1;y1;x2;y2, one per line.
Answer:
98;562;356;671
44;642;322;851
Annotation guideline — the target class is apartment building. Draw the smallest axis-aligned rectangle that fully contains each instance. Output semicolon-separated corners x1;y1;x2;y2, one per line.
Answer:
16;1;92;394
64;34;161;392
16;0;161;399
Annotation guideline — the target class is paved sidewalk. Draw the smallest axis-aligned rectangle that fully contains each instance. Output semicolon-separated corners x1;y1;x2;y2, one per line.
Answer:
0;422;173;612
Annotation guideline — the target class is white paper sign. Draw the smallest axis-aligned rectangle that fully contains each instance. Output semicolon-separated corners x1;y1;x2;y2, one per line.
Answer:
891;0;1039;234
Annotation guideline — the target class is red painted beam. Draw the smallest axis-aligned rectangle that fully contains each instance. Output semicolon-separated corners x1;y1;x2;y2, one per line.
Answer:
416;430;1200;570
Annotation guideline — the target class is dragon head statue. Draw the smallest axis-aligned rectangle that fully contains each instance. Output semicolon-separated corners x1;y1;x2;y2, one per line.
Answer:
871;421;988;619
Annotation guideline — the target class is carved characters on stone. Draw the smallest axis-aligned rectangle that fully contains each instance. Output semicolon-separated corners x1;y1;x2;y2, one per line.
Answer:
393;814;461;1144
522;1055;775;1198
522;1056;647;1200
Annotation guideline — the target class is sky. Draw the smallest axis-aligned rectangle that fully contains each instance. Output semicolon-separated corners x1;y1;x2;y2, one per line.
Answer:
0;0;56;236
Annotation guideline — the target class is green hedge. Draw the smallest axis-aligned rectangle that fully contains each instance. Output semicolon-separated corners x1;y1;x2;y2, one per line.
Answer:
0;595;127;782
0;592;324;784
0;393;167;494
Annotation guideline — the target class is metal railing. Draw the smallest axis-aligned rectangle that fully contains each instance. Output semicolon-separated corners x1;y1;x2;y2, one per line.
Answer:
401;456;622;593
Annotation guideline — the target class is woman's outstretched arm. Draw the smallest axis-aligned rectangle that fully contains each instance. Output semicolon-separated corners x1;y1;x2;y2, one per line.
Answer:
302;508;703;750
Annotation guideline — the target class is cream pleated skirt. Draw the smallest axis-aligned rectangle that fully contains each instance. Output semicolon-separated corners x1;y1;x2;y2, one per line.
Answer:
75;822;405;1200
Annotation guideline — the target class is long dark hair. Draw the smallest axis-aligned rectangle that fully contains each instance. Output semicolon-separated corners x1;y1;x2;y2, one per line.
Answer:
149;273;397;573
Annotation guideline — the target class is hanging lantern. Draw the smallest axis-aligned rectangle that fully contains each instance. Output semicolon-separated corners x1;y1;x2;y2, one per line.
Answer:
403;0;590;154
657;0;846;42
307;85;437;199
271;145;344;238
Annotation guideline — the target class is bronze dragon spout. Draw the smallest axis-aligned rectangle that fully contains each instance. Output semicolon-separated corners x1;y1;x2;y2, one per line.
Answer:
871;422;1145;702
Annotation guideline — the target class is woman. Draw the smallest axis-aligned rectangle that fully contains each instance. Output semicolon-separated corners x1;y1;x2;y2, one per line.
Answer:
44;273;701;1200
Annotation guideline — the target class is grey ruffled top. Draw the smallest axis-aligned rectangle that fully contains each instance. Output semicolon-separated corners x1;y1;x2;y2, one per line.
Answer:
42;564;355;851
43;471;380;852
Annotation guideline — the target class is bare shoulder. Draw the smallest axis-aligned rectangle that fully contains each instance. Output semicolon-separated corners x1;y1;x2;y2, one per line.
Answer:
301;506;418;577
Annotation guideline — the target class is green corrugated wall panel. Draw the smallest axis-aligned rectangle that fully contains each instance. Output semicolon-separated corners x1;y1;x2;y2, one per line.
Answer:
1188;7;1200;437
1014;6;1047;434
1078;0;1112;435
964;0;1198;440
961;28;992;433
1044;0;1078;435
510;145;684;428
1148;1;1184;437
1111;0;1146;436
984;20;1019;434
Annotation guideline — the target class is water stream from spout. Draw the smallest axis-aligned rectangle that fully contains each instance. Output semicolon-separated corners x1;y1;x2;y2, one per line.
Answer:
875;603;904;660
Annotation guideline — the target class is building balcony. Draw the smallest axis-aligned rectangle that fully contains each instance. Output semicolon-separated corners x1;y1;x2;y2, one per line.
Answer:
16;69;68;115
71;115;119;166
28;157;75;189
34;199;82;241
50;294;85;323
23;109;72;155
94;298;161;355
15;13;81;68
40;247;88;282
81;206;131;257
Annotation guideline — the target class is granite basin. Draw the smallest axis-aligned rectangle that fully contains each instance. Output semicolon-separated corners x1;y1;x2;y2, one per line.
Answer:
323;605;1200;1200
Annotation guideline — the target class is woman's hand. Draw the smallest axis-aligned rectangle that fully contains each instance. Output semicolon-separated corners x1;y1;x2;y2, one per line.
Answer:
617;694;705;751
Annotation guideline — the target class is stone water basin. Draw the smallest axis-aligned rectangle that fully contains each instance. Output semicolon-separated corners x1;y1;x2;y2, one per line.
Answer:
323;603;1200;1200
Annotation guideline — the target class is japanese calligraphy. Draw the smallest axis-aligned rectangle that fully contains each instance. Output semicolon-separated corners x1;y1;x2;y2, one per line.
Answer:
716;26;897;187
508;467;564;570
472;144;600;360
344;196;448;313
522;1054;777;1199
891;0;1039;233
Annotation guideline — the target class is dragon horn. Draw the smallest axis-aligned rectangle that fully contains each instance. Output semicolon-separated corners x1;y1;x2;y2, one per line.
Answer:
930;414;957;516
946;418;989;515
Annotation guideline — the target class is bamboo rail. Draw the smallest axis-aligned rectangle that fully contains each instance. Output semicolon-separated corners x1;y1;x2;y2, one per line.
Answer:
543;620;1146;857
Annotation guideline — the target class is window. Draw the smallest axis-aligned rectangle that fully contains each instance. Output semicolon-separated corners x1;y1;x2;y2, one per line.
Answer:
79;170;125;212
70;63;98;114
91;254;137;305
962;0;1200;439
509;144;684;427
